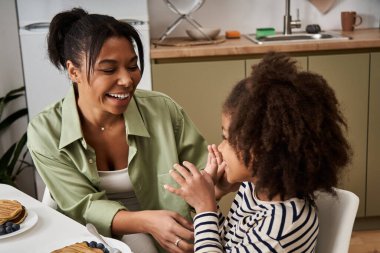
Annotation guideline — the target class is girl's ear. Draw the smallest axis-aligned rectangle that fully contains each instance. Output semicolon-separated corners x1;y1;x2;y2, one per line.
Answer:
248;150;257;174
66;60;80;84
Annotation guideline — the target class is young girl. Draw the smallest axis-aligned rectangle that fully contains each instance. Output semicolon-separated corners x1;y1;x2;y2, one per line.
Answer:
164;52;351;252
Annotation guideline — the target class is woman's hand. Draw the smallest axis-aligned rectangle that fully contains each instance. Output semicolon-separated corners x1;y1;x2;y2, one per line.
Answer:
205;145;240;200
165;161;217;214
112;209;195;253
141;210;195;253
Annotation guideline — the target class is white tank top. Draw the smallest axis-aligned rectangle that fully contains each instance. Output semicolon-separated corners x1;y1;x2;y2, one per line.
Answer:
98;168;141;211
99;168;158;252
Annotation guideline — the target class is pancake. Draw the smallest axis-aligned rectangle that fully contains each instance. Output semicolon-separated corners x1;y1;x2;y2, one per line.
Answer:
9;206;28;224
0;200;24;225
0;200;23;218
51;242;104;253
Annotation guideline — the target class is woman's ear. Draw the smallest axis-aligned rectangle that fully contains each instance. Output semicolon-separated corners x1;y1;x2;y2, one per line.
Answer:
66;60;80;84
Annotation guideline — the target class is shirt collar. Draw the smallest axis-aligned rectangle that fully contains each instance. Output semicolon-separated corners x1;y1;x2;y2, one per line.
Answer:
124;94;150;138
59;87;150;149
59;86;83;149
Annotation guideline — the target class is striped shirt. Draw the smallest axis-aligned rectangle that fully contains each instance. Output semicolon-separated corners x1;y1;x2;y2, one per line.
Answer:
193;182;319;252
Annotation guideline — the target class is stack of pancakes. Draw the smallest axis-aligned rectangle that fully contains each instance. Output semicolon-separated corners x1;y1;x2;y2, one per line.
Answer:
0;200;28;225
51;242;104;253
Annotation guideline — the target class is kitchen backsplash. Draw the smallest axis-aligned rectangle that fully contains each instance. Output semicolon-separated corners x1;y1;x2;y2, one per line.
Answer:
148;0;380;39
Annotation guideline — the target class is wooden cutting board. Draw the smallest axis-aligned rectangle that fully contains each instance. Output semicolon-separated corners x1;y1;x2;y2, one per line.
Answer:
153;37;225;47
309;0;336;14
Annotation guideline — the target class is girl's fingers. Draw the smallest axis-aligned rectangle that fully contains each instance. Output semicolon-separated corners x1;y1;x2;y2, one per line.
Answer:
169;168;187;186
211;144;223;165
207;145;211;164
216;161;226;179
201;171;215;185
182;161;200;176
208;157;217;177
207;145;213;164
207;152;211;166
173;163;192;179
164;184;180;195
205;147;217;174
207;145;214;156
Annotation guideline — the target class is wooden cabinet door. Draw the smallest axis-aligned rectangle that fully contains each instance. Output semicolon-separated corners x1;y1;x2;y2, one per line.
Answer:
152;59;245;215
309;53;370;217
367;52;380;216
152;59;245;145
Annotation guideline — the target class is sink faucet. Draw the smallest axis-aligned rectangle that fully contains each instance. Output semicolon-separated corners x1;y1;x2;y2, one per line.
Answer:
283;0;301;35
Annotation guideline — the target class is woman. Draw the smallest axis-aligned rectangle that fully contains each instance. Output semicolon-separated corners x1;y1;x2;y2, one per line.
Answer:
27;8;207;253
165;52;351;252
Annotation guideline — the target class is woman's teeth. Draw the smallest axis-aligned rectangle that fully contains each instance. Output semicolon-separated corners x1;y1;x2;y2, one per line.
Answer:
107;93;129;100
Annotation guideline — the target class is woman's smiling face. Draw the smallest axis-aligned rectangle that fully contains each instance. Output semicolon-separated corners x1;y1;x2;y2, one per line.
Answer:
70;36;141;116
217;113;254;184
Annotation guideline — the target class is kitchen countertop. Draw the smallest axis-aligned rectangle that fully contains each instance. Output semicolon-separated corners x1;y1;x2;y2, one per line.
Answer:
151;28;380;60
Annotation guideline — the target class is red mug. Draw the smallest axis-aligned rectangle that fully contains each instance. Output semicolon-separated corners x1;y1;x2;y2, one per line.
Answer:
341;11;362;31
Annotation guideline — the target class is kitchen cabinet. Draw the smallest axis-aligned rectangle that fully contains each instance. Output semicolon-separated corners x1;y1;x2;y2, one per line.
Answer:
152;59;245;215
366;52;380;216
308;53;370;217
152;59;245;145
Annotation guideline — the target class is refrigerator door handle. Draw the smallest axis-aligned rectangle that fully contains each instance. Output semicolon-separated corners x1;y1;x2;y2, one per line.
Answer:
118;19;145;26
23;22;50;31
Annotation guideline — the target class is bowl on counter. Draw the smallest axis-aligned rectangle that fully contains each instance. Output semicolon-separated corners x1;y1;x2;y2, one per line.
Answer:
186;28;221;40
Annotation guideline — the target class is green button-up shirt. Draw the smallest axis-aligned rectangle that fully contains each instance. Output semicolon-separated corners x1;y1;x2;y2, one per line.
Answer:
27;86;208;245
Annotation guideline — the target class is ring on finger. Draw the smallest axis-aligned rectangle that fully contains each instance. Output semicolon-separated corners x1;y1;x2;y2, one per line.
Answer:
174;238;182;247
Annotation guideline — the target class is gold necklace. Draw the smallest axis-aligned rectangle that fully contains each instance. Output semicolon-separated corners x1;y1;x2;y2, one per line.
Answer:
98;119;120;131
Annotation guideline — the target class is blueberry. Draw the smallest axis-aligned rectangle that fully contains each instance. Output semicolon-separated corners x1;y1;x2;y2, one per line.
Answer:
11;223;20;231
89;241;97;248
5;222;13;227
5;226;13;234
0;227;5;235
96;243;105;249
103;248;110;253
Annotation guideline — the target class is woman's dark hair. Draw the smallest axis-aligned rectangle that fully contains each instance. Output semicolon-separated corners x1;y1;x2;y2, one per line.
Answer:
223;52;352;204
47;8;144;80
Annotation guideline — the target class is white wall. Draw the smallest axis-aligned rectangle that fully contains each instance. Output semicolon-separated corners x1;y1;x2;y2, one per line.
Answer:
0;0;25;160
0;0;36;197
148;0;380;39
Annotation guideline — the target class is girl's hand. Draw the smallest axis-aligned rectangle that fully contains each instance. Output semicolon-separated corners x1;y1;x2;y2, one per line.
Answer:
165;161;217;214
203;145;218;183
207;144;240;200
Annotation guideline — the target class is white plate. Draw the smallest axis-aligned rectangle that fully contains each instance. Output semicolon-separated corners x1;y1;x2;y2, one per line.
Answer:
46;235;132;253
0;209;38;239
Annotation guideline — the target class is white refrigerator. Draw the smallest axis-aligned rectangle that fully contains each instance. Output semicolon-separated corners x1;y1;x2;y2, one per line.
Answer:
17;0;152;120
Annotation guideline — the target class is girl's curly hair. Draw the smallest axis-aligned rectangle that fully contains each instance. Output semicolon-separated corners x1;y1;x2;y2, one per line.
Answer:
223;52;352;204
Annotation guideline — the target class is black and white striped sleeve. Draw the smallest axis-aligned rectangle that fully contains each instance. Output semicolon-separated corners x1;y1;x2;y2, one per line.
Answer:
193;212;224;253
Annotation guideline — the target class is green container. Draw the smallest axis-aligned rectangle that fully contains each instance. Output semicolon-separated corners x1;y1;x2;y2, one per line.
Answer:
256;28;276;39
